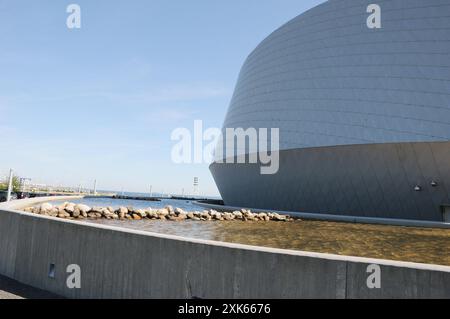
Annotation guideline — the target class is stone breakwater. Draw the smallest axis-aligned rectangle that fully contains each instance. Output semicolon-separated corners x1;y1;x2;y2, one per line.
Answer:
22;202;295;222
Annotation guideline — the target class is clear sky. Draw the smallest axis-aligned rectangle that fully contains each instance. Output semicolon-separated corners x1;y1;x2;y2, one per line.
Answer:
0;0;323;196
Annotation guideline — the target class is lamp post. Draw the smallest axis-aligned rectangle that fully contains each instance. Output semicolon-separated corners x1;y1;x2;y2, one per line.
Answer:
193;177;199;197
6;169;13;202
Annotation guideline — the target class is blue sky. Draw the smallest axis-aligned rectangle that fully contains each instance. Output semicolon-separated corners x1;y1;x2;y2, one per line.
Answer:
0;0;323;196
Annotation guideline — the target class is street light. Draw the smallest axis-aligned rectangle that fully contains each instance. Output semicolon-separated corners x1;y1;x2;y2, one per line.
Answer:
6;169;13;202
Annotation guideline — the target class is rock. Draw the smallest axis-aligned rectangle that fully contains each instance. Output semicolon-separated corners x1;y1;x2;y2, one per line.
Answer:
232;211;243;219
56;202;68;210
144;209;154;217
201;211;210;219
175;207;186;215
145;210;156;219
58;211;70;218
101;208;111;216
209;209;218;216
39;203;53;214
272;213;286;221
166;206;174;214
134;209;146;218
65;204;75;214
91;206;103;213
72;209;81;218
47;207;57;215
45;208;57;217
245;212;256;221
75;204;91;214
223;213;234;221
20;202;296;224
158;208;169;217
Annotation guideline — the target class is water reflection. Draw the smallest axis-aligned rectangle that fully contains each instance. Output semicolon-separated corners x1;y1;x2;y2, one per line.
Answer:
85;218;450;266
51;198;450;266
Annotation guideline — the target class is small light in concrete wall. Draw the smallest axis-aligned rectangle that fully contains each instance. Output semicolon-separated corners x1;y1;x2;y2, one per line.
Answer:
431;181;438;187
48;263;56;278
414;185;422;192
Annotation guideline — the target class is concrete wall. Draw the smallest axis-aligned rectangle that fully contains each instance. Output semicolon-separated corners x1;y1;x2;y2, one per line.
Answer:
0;198;449;298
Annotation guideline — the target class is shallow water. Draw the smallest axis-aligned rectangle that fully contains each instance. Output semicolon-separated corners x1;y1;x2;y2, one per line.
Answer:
52;198;450;266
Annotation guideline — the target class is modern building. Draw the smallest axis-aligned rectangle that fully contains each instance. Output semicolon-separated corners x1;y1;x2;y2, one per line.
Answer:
210;0;450;222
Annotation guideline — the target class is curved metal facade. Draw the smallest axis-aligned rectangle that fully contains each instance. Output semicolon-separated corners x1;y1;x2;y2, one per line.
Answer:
211;0;450;221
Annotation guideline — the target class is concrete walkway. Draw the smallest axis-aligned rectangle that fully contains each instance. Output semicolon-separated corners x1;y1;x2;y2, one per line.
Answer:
0;275;62;299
